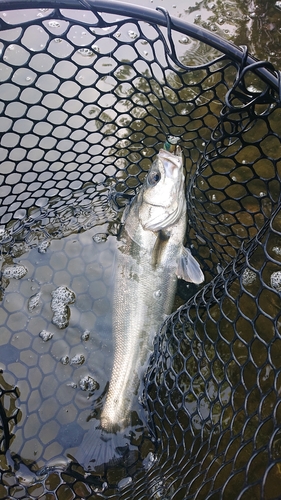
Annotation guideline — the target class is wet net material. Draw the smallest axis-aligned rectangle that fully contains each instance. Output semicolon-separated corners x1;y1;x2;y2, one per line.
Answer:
0;1;281;499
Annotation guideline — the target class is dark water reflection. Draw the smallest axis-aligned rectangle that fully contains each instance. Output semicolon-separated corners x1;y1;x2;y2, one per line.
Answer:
124;0;281;69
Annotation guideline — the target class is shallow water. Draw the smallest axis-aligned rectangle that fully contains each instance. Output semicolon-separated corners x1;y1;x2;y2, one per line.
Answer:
0;202;118;473
0;188;190;480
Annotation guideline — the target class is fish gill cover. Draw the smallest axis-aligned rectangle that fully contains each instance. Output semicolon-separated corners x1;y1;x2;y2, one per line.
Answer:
0;1;281;499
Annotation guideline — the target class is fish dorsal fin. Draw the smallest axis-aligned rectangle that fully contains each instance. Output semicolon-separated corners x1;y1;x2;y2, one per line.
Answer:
177;247;204;284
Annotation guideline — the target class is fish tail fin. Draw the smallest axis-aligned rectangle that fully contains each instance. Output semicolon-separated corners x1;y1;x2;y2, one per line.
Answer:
74;423;130;471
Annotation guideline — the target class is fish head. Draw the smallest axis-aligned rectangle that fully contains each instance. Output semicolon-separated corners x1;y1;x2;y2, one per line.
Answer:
139;146;186;231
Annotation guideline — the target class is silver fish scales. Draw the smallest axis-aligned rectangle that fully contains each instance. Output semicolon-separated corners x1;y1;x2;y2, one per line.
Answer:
75;146;204;470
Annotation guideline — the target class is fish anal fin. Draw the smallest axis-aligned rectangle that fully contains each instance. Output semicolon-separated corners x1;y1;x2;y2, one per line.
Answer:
177;247;204;284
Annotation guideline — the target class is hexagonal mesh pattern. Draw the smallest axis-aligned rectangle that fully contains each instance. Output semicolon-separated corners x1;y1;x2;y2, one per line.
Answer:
145;208;281;500
0;1;281;499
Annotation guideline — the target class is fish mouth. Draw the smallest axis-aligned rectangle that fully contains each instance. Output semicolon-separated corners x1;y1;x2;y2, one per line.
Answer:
139;145;185;230
158;148;183;179
158;146;182;161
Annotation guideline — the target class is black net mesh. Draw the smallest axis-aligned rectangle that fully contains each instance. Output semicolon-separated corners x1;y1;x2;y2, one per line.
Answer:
0;1;281;499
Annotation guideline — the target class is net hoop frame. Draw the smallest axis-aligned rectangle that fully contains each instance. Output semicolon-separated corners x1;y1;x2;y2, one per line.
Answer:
0;0;279;91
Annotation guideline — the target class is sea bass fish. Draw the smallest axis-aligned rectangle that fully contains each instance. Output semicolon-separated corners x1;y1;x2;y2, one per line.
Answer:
75;146;204;470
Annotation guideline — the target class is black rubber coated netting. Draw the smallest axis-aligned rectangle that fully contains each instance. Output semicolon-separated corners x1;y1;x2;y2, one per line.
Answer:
0;1;281;499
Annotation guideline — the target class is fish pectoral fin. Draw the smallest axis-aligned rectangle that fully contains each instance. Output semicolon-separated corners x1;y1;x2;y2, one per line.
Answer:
177;247;204;284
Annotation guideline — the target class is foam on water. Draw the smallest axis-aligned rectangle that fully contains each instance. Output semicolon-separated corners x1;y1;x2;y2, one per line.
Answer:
50;285;76;329
39;330;54;342
28;292;41;312
0;198;117;476
242;268;257;285
70;353;85;365
79;375;99;391
2;265;28;279
271;271;281;291
38;240;50;254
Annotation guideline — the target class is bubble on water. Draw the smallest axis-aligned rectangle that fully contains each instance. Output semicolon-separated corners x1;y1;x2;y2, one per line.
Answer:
39;330;53;342
138;394;144;405
93;233;108;243
81;330;90;341
179;36;190;44
78;48;94;57
153;290;162;299
79;375;98;391
247;84;260;93
67;382;77;388
118;477;132;490
70;354;85;366
271;271;281;291
38;240;50;254
242;268;256;285
273;246;281;256
60;355;69;365
217;264;223;274
51;286;76;329
28;292;41;312
48;21;60;28
94;482;108;493
143;452;157;470
3;265;28;279
128;30;138;39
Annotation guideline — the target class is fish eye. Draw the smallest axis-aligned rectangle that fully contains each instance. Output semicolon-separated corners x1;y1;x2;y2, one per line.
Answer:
147;171;161;186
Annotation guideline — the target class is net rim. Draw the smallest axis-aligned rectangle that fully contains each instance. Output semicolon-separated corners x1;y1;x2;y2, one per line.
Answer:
0;0;279;91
